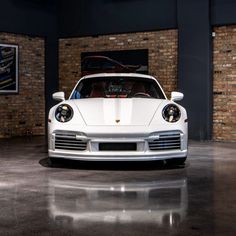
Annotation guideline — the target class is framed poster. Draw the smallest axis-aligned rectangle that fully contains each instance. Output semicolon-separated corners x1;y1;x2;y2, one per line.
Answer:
81;49;148;77
0;44;18;94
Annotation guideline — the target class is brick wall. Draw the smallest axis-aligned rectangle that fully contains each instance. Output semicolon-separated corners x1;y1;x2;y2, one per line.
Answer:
59;30;178;98
213;26;236;141
0;33;45;138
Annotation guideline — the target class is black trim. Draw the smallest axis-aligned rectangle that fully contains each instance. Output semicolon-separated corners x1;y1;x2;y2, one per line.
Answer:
99;143;137;151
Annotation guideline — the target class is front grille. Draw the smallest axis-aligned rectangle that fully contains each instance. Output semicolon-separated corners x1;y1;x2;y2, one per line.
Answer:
55;132;87;151
148;133;181;151
99;143;137;151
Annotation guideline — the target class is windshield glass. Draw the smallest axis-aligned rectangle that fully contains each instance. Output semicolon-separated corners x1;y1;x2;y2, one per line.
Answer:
70;77;165;99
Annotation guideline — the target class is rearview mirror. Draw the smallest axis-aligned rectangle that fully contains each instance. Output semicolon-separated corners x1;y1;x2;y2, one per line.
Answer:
52;92;65;102
171;92;184;102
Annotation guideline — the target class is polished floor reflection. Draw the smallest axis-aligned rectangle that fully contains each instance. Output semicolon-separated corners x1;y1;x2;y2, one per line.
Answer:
49;178;188;228
0;137;235;235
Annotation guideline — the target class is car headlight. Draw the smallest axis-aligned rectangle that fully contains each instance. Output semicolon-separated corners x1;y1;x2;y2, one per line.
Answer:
55;104;73;123
162;104;181;123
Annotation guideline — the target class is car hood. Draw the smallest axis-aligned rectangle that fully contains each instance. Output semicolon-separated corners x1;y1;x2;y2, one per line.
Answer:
72;98;165;126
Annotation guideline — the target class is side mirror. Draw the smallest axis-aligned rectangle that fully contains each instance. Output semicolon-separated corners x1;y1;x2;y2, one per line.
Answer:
52;92;65;102
171;91;184;102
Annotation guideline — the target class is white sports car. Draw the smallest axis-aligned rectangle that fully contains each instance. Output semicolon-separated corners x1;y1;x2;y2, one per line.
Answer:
48;73;188;164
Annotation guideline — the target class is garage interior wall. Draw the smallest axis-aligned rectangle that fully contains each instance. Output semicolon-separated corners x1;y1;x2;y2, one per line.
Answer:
58;0;214;141
213;25;236;141
0;0;236;141
0;0;58;138
0;33;45;138
59;30;178;99
58;0;236;141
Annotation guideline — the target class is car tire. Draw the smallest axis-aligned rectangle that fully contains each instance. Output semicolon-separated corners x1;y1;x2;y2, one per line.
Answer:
49;157;61;167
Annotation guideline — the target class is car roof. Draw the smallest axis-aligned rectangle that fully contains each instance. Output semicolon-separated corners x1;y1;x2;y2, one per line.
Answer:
81;73;157;80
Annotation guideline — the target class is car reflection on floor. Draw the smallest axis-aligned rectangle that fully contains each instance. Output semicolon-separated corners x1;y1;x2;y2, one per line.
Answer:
48;177;188;229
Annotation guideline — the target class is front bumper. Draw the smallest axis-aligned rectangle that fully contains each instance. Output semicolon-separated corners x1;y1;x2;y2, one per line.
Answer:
48;130;188;161
49;149;187;161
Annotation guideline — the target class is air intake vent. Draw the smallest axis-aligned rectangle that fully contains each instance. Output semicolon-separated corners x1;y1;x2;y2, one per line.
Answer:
148;133;181;151
55;132;87;151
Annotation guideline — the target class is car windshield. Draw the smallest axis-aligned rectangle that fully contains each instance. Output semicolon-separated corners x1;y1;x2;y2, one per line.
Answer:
70;76;166;99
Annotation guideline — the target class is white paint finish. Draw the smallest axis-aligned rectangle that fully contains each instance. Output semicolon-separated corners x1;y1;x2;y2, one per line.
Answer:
72;98;163;126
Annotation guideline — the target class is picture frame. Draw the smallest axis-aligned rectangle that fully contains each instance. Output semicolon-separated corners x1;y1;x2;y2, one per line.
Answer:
0;43;19;94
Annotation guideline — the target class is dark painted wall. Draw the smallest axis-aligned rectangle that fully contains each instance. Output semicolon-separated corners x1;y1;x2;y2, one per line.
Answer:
0;0;56;36
59;0;236;38
177;0;212;140
58;0;177;37
0;0;58;116
211;0;236;26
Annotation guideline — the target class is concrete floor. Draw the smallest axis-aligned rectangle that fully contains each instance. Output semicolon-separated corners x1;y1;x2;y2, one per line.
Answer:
0;137;235;236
